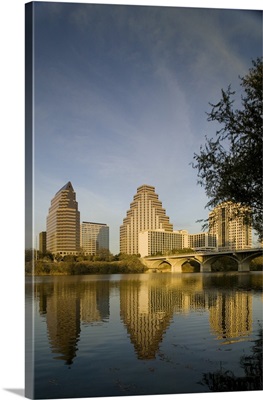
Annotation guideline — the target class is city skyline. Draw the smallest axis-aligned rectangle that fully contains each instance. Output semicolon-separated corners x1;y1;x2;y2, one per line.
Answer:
42;180;252;256
29;1;262;255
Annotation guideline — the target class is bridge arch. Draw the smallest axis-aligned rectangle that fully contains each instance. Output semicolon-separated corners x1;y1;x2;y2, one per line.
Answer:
240;251;262;265
203;255;239;272
146;259;172;271
158;260;172;270
169;257;201;273
181;259;201;273
236;251;263;272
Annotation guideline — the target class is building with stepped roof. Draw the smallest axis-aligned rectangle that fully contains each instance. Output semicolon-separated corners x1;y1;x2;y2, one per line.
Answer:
46;181;80;255
120;185;173;255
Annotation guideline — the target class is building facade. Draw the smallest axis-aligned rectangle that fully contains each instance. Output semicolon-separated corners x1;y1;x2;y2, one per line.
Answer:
209;201;252;251
120;185;173;255
188;232;217;251
138;230;217;257
138;230;186;257
39;231;47;253
46;181;80;255
80;222;109;255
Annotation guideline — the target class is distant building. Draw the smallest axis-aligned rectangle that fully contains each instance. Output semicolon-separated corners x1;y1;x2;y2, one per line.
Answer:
138;230;217;257
209;201;252;251
120;185;173;255
188;232;217;251
39;231;47;253
138;230;187;257
81;222;109;255
46;181;80;255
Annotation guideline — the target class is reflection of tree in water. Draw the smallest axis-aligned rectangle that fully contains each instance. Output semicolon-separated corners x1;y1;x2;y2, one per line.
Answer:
202;327;262;391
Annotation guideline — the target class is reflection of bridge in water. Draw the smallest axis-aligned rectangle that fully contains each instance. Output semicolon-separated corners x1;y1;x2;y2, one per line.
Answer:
143;248;263;272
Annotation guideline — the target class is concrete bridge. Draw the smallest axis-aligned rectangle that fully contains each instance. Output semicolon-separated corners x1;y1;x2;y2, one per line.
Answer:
142;248;263;273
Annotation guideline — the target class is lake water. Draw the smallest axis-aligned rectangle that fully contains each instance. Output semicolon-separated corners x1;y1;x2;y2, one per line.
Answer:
25;272;263;398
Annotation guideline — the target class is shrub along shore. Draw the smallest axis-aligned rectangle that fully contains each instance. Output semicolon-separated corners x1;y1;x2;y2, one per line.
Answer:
25;258;148;275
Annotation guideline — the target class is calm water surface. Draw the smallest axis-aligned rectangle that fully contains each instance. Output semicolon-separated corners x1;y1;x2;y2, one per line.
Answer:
25;272;263;398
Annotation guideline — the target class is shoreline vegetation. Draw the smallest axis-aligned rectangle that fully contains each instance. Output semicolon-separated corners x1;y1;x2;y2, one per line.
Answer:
25;251;148;275
25;259;148;276
25;249;263;276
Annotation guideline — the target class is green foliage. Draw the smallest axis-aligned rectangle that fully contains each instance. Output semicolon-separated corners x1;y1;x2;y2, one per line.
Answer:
181;261;200;273
38;251;54;261
93;248;115;262
28;256;147;275
250;256;263;271
63;254;77;262
170;248;194;255
211;256;238;272
146;248;195;257
25;248;37;262
55;253;63;262
193;58;263;239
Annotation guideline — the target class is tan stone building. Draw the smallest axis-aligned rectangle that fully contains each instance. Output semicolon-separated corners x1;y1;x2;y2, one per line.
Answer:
209;201;252;251
138;230;217;257
120;184;173;255
188;232;217;251
139;229;186;257
46;181;80;255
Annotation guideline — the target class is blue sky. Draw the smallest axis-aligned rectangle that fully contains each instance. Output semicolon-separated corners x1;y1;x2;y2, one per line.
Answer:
31;1;262;254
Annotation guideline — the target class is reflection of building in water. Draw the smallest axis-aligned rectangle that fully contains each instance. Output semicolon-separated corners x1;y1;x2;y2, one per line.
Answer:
209;291;252;342
46;285;81;365
120;279;174;359
80;281;110;324
120;276;207;359
36;280;110;365
119;275;255;359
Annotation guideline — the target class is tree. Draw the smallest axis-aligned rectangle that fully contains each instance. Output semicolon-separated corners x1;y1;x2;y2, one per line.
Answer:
94;248;114;262
192;58;263;239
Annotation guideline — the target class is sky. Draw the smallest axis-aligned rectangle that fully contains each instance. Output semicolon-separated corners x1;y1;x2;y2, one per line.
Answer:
28;0;262;254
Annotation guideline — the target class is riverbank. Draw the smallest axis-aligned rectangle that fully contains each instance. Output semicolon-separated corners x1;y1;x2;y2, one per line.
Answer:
25;255;263;276
25;259;148;275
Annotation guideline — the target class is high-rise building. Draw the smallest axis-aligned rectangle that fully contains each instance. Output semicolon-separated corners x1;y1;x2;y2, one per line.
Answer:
81;222;109;255
120;185;173;255
46;181;80;255
39;231;47;253
209;201;252;251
